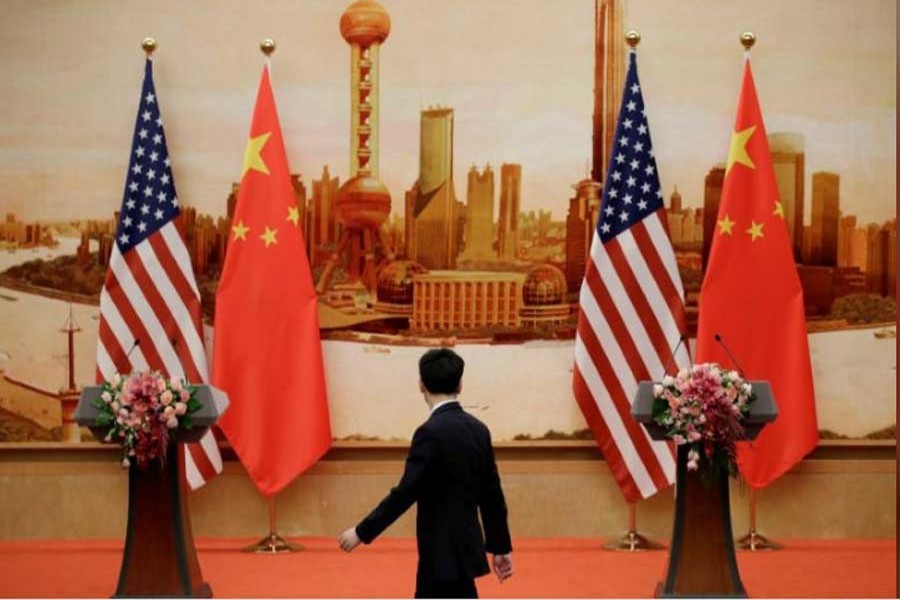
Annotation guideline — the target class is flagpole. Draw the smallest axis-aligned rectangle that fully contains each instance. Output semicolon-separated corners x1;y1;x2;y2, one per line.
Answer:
603;500;665;552
736;486;783;551
238;37;303;555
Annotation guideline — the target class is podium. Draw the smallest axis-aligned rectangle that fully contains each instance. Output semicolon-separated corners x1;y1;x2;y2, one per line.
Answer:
632;381;777;598
76;384;228;598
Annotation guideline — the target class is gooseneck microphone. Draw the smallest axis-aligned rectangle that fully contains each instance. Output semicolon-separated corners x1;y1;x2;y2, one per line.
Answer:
661;334;687;376
125;338;141;361
714;333;745;378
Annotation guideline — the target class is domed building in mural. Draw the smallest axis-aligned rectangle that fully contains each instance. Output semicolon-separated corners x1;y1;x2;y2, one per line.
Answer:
519;264;571;327
374;259;428;316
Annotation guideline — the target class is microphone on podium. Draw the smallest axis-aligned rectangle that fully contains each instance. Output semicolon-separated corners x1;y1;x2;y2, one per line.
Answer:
661;333;689;377
713;333;745;378
125;338;141;361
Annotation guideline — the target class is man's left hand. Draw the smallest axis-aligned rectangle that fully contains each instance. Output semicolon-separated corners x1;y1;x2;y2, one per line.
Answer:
339;527;362;552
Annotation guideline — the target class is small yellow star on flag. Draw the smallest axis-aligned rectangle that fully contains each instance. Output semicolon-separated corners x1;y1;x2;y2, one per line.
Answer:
241;132;272;180
746;221;765;242
773;200;785;219
718;214;735;236
232;221;249;241
286;206;301;227
260;226;278;248
726;125;756;173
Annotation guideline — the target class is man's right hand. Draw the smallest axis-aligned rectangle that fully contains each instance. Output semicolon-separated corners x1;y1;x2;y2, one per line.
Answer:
491;553;514;583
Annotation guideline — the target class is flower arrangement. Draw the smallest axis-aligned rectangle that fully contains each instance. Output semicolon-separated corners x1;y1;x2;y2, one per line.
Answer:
92;371;201;468
652;363;755;475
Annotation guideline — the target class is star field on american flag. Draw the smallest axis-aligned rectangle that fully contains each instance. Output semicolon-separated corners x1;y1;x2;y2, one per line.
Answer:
116;61;179;252
597;52;664;244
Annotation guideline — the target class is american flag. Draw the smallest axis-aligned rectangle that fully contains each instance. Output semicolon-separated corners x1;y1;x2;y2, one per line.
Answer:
96;59;223;489
573;50;690;502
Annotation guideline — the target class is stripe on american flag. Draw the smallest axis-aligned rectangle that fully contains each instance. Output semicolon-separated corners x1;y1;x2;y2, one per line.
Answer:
573;49;689;502
96;58;221;490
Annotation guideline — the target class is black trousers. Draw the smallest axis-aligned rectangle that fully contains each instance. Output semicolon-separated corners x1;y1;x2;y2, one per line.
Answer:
414;573;478;599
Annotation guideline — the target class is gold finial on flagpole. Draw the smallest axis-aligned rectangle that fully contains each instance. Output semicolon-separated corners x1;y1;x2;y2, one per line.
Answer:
142;38;157;56
625;30;641;49
740;31;756;51
260;38;277;56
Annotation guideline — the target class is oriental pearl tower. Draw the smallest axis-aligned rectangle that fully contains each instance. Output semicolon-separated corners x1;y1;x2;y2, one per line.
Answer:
317;0;395;294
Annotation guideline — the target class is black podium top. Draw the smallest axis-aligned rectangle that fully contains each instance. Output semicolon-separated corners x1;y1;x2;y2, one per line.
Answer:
631;380;778;442
74;384;228;443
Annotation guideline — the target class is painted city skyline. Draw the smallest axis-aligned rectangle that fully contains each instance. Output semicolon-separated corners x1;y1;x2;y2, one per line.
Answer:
0;0;895;227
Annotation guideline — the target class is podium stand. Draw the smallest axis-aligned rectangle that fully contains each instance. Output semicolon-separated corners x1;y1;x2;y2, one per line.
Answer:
632;381;777;598
76;384;228;598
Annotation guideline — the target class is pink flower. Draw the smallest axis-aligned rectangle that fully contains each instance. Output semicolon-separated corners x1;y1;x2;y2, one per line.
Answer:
688;430;702;442
121;457;130;468
163;406;176;419
170;378;184;392
180;390;190;403
174;402;187;416
160;390;173;406
111;401;120;412
672;434;686;445
156;377;167;393
166;417;179;429
687;459;698;471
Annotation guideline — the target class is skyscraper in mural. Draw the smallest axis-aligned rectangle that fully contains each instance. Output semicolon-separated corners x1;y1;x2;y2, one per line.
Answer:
497;163;521;260
411;107;458;270
811;171;840;267
565;177;602;293
769;133;806;262
462;164;495;260
592;0;624;183
702;165;725;270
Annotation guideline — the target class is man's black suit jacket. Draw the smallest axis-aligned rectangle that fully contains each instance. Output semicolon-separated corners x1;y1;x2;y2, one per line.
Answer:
355;402;512;583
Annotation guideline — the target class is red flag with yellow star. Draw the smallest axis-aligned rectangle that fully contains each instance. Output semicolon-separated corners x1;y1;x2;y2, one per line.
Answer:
696;58;817;488
213;65;331;496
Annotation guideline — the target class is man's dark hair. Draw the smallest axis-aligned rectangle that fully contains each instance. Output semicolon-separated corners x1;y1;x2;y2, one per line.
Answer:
419;348;465;395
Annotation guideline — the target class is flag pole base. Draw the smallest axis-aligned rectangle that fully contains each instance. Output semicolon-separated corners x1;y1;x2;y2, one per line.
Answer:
602;530;666;552
736;530;783;551
241;533;304;554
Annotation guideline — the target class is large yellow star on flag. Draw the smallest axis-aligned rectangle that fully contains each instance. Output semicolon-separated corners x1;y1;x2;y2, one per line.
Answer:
232;220;249;241
726;125;756;173
260;226;278;248
241;132;272;180
286;206;301;227
718;214;735;236
746;220;765;242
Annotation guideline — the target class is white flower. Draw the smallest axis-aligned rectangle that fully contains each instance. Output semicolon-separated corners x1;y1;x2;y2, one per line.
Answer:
101;391;112;404
653;384;663;397
112;373;122;387
170;378;184;392
662;375;676;387
121;458;131;468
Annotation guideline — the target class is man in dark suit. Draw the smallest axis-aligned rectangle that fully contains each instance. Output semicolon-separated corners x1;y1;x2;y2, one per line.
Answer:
339;348;513;598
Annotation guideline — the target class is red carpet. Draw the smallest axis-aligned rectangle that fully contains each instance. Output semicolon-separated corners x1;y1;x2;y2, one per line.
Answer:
0;538;895;598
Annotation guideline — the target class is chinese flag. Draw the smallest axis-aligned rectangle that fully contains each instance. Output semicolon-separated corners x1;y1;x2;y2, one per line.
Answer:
213;66;331;496
696;59;817;489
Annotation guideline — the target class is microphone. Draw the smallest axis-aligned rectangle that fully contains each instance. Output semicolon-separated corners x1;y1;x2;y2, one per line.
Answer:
714;333;745;378
125;338;141;361
661;333;688;377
